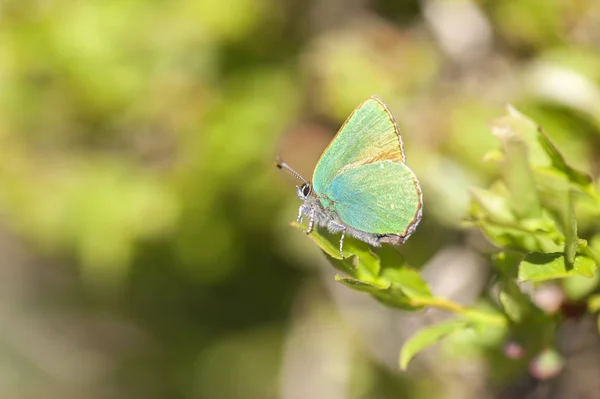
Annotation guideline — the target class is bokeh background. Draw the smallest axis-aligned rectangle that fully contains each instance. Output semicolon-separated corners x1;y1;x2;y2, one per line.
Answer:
1;0;600;398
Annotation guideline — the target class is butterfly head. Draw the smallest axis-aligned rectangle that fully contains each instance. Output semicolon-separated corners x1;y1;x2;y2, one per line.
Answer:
296;183;312;200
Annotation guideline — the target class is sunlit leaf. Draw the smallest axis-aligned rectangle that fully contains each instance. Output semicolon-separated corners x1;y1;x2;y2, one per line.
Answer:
335;275;390;293
562;272;600;300
291;221;382;279
563;190;579;265
399;319;470;370
537;127;592;187
519;253;597;282
382;267;433;300
470;188;516;224
491;105;550;169
498;280;533;323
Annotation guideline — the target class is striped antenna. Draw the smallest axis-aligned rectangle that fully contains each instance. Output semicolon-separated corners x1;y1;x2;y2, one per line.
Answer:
274;157;308;185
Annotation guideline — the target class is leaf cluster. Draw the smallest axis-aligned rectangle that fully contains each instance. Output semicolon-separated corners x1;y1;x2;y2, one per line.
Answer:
294;106;600;373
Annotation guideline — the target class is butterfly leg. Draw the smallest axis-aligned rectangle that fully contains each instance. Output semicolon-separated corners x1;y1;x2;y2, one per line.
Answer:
339;229;346;259
306;208;315;234
297;206;303;223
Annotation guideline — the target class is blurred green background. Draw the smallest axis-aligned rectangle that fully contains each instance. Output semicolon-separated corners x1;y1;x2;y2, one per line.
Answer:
1;0;600;398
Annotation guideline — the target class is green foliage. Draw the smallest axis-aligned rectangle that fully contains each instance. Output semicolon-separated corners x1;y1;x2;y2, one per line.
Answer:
297;105;599;372
471;106;599;281
2;0;600;397
399;319;470;371
293;222;505;322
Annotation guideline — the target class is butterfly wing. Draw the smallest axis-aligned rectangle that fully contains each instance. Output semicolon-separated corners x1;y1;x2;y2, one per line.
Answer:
324;160;422;237
312;96;405;195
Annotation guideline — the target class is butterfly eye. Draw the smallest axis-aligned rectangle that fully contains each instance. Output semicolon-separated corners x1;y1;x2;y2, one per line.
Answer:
301;183;312;197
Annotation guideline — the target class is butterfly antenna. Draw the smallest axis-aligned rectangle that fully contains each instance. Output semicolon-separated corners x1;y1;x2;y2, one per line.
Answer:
274;157;308;184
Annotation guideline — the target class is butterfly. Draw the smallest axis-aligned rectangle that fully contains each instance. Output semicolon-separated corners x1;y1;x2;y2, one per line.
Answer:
276;96;422;258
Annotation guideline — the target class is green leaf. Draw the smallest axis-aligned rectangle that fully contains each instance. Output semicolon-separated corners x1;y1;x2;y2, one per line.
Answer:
498;290;522;322
399;319;470;370
537;127;592;188
372;291;421;311
335;274;425;311
335;275;390;293
498;279;534;323
491;106;552;219
293;222;434;311
381;267;433;300
374;244;406;268
518;253;597;282
501;135;542;219
349;245;382;277
476;219;562;254
291;221;345;260
562;272;600;300
461;305;507;327
291;221;381;279
583;237;600;265
492;251;524;278
533;171;579;265
563;190;579;265
490;106;549;166
469;188;515;224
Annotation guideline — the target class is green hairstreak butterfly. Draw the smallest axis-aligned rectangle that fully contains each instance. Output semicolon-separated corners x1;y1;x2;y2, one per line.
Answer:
276;96;422;258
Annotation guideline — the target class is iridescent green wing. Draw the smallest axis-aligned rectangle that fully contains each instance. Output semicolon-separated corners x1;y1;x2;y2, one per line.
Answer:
312;96;405;195
325;160;422;235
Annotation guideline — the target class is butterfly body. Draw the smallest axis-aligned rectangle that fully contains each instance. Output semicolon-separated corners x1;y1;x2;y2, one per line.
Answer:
278;96;422;258
296;183;383;249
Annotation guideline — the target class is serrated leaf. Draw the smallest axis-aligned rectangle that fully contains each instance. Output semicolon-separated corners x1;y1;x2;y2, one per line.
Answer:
399;319;470;370
519;253;597;282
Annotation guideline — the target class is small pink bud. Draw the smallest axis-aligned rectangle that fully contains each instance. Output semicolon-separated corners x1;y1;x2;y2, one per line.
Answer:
503;341;525;359
533;284;565;314
529;348;564;380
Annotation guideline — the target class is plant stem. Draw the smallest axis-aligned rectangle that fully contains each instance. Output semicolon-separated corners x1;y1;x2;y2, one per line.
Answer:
410;297;507;327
